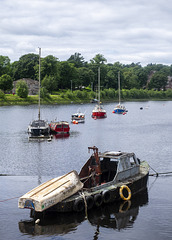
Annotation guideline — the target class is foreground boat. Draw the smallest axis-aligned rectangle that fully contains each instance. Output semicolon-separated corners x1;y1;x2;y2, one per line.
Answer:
92;67;107;119
49;121;70;134
113;71;127;114
19;189;148;235
28;48;50;137
18;146;149;217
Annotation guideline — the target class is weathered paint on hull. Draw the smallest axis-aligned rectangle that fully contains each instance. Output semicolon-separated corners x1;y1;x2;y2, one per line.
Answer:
31;171;149;217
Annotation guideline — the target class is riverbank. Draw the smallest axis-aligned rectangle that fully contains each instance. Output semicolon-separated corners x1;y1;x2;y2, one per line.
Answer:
1;91;172;106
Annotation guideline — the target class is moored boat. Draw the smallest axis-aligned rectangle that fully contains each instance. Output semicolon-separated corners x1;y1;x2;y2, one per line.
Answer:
49;121;70;134
28;48;50;138
113;104;127;114
113;71;127;114
71;110;85;123
18;146;149;217
28;119;50;137
92;67;107;119
92;104;107;118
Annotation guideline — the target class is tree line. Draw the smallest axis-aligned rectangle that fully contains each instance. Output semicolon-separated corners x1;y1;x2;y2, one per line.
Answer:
0;52;172;98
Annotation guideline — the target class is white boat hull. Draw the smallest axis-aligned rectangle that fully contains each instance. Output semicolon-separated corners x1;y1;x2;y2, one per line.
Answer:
18;171;83;212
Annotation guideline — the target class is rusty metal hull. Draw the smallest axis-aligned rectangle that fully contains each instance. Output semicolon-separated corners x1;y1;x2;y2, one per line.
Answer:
50;162;149;213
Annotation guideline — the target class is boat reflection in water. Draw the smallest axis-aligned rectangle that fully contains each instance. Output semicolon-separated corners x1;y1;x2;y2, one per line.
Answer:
18;189;148;236
52;133;70;139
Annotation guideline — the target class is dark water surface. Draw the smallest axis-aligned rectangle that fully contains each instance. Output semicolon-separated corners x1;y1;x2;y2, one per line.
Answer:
0;101;172;239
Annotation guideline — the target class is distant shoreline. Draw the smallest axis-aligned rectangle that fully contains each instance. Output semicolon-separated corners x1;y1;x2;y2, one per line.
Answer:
0;94;172;106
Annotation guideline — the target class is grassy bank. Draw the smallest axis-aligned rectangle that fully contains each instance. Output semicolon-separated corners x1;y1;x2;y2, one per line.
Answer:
1;88;172;106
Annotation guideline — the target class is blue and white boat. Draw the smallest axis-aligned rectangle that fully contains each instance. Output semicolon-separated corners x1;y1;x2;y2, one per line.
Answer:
113;71;127;114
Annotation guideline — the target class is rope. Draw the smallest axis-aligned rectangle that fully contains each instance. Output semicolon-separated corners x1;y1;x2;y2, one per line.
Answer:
149;164;159;177
149;171;172;176
149;164;172;177
79;190;88;219
0;196;19;202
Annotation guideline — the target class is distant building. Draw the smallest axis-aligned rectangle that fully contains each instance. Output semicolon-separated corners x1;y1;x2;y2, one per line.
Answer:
13;78;39;95
166;76;172;89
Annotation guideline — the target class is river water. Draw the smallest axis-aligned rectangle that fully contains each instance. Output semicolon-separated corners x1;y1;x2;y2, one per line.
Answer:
0;101;172;240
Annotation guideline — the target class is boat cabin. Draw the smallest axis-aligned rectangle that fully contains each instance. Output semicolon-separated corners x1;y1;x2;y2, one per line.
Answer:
79;147;140;188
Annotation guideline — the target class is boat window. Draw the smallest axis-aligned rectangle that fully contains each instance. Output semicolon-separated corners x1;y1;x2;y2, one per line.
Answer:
130;156;136;165
125;156;131;168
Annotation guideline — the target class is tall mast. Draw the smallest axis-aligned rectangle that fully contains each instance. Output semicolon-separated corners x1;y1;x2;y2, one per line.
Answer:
118;71;121;105
98;67;100;105
38;47;41;120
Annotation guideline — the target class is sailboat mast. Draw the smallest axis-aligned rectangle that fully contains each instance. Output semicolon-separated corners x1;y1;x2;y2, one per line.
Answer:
118;71;121;105
98;67;100;105
38;47;41;120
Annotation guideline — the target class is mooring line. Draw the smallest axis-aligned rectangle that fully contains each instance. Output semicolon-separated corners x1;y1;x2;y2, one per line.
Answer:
79;190;88;219
0;196;20;203
149;164;172;177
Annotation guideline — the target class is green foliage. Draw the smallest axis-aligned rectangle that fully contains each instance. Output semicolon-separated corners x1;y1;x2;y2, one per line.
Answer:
74;90;83;98
16;80;29;98
41;75;57;93
89;91;96;99
67;53;86;68
148;71;168;90
0;74;13;92
166;89;172;98
12;53;38;80
1;52;172;94
65;90;73;99
40;87;51;99
58;61;78;89
0;89;5;99
0;56;11;76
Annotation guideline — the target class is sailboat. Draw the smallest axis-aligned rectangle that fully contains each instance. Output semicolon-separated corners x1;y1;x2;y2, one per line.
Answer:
113;71;127;114
92;67;107;119
28;48;50;138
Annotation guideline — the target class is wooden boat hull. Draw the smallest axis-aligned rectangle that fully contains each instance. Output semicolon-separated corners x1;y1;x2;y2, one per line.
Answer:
18;171;83;212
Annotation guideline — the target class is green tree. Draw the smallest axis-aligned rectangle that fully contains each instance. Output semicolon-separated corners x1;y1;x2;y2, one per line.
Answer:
12;53;39;80
0;74;13;92
39;55;60;80
58;62;78;89
90;54;107;65
67;53;86;68
16;80;29;98
41;75;57;93
77;67;94;88
148;72;168;90
0;56;11;76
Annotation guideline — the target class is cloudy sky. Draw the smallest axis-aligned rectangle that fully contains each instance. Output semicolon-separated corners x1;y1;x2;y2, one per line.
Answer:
1;0;172;66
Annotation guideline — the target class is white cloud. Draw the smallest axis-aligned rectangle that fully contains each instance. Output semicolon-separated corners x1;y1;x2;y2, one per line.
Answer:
0;0;172;66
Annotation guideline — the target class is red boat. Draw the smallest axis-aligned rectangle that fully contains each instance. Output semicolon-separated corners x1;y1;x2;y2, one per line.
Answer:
49;121;70;134
92;104;107;118
91;67;107;119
